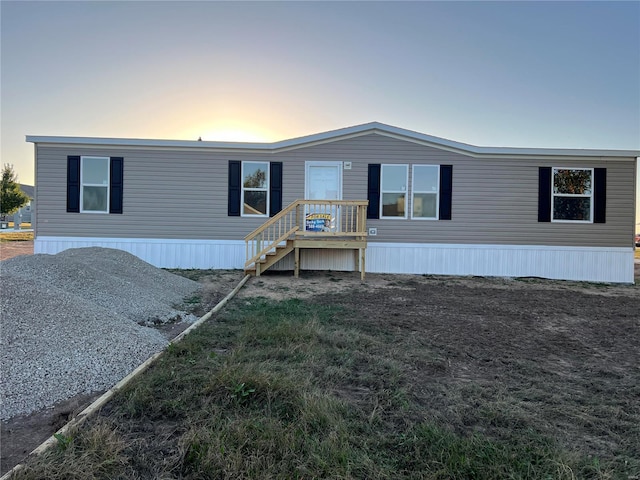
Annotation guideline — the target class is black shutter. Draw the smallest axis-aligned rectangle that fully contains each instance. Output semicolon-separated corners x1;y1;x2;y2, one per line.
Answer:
538;167;552;222
228;161;241;216
439;165;453;220
594;168;606;223
367;164;381;219
109;157;124;214
269;162;283;217
67;156;80;213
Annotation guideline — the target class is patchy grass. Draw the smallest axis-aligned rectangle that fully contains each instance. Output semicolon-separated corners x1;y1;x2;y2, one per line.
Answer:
10;291;637;479
165;270;245;316
163;269;221;281
0;231;33;242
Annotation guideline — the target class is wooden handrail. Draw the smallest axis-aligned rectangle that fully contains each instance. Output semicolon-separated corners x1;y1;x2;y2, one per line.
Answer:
245;226;299;267
244;200;302;241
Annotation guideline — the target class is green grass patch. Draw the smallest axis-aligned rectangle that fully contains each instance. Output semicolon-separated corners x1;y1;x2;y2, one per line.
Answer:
13;421;128;479
12;297;632;479
163;268;221;281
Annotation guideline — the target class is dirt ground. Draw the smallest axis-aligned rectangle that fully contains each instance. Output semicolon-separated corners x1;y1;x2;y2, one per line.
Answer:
239;271;640;468
0;240;33;261
2;257;639;475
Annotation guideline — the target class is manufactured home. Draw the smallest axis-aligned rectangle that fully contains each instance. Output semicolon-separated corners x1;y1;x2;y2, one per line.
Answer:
26;122;638;283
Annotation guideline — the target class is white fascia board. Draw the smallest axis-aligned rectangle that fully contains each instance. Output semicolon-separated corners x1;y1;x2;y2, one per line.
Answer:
371;125;640;158
25;122;640;159
25;135;271;150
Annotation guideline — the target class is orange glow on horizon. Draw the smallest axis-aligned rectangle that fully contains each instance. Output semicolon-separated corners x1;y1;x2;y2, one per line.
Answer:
178;121;278;144
201;128;270;143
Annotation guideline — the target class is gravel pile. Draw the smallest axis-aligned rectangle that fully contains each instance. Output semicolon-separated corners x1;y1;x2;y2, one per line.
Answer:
0;247;201;420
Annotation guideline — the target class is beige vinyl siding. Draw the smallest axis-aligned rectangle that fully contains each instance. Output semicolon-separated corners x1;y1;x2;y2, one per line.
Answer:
34;134;636;248
36;146;279;240
300;135;635;248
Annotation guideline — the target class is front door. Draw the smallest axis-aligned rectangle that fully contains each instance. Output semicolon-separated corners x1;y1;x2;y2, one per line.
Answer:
305;161;342;200
305;162;343;232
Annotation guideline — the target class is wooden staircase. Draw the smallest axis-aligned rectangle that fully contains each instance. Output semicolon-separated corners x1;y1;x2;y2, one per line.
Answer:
244;200;368;279
248;240;295;276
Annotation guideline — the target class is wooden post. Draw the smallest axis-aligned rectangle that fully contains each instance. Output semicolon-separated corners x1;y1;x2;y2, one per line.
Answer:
257;234;262;263
294;247;300;278
360;247;366;281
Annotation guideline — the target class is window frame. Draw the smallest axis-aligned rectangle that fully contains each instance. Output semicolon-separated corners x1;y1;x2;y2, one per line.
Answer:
241;161;270;217
411;164;440;220
379;164;409;220
551;167;594;223
80;156;110;214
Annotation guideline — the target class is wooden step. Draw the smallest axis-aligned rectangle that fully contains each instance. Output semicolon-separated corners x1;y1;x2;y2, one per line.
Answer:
245;241;295;276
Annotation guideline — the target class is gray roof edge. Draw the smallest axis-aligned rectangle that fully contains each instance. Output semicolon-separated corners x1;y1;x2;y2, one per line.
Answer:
24;135;270;150
19;184;34;198
25;123;640;158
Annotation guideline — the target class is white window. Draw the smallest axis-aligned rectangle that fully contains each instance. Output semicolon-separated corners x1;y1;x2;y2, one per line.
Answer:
380;164;408;219
80;156;109;213
412;165;439;219
242;161;269;216
552;168;593;222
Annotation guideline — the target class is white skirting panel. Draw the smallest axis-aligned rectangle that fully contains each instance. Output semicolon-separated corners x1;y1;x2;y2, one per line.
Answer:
270;249;357;271
34;237;246;269
366;242;634;284
34;237;634;283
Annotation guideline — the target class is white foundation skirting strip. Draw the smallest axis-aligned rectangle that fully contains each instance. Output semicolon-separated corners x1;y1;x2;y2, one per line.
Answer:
365;242;634;284
35;237;246;269
34;237;634;283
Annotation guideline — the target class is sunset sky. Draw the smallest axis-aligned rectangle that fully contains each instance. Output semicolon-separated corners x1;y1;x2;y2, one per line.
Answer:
1;1;639;224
